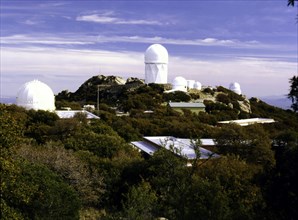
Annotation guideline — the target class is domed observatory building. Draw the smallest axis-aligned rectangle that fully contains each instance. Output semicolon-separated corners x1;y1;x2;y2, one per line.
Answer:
229;82;241;95
144;44;168;84
172;76;187;92
187;80;195;89
16;80;56;111
194;81;202;90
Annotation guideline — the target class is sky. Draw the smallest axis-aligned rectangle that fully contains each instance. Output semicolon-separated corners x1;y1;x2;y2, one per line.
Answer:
1;0;297;99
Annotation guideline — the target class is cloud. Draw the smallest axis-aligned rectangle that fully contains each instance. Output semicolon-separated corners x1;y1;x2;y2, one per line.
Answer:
2;34;293;51
1;46;296;98
22;19;42;25
1;35;95;45
96;35;289;50
76;12;163;25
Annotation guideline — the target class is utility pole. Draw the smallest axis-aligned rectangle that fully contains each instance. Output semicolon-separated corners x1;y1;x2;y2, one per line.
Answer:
97;85;99;111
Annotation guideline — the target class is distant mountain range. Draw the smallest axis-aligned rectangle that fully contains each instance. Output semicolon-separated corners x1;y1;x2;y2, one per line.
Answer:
260;96;292;110
0;96;16;104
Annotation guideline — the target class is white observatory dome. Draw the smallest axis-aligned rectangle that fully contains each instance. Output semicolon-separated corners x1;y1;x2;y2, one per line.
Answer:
172;76;187;92
194;81;202;90
187;80;195;89
229;82;241;95
16;80;56;111
144;44;168;84
144;44;168;64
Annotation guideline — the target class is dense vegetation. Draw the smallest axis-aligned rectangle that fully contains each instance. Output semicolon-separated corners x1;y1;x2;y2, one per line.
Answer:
1;80;298;219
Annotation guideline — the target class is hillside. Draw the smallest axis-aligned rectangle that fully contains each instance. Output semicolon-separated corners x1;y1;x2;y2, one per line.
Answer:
2;74;298;219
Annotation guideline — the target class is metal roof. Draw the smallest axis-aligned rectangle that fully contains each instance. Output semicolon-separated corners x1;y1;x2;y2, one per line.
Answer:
132;136;218;160
217;118;275;126
55;110;100;119
131;141;158;155
169;102;205;108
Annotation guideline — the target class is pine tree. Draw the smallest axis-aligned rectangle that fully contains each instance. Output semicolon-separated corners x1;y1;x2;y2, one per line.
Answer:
288;76;298;112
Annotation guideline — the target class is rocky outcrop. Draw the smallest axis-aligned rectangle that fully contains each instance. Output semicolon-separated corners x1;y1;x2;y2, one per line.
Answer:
56;75;253;114
56;75;145;104
237;99;252;114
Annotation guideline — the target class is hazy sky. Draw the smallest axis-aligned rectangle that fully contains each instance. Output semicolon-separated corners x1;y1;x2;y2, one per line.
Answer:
1;0;297;98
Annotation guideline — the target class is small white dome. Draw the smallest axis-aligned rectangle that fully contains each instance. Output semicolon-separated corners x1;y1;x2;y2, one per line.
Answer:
229;82;241;95
172;76;187;92
16;80;55;111
144;44;168;64
187;80;195;89
194;81;202;90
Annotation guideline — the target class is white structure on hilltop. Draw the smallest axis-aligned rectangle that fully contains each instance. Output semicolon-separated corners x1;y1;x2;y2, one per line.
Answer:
229;82;241;95
187;80;195;89
144;44;168;84
194;81;202;90
172;76;187;92
16;80;56;111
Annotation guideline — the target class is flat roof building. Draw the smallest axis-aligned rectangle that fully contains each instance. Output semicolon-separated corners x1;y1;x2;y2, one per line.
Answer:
217;118;275;126
131;136;218;160
55;110;100;119
168;102;205;114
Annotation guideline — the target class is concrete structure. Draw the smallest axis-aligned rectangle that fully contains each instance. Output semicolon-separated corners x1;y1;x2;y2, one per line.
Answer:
217;118;275;126
131;136;218;160
229;82;241;95
144;44;168;84
168;102;205;114
16;80;55;111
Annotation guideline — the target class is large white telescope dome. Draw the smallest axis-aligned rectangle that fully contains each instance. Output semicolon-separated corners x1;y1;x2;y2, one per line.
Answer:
144;44;168;84
229;82;241;95
16;80;56;111
172;76;187;92
144;44;168;64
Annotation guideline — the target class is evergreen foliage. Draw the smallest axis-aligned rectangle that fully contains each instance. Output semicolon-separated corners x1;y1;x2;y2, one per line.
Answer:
288;75;298;112
1;76;298;219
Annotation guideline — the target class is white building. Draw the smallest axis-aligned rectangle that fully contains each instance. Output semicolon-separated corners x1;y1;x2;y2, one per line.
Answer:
187;80;195;89
194;81;202;90
229;82;241;95
16;80;99;119
131;136;218;160
172;76;187;92
16;80;56;111
144;44;168;84
217;118;275;126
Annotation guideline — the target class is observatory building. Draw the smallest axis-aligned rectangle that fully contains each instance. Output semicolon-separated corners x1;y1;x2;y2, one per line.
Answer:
144;44;168;84
187;80;195;89
172;76;188;92
229;82;241;95
194;81;202;90
16;80;56;111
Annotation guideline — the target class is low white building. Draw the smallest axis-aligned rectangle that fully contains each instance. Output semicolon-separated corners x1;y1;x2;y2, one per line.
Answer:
131;136;218;160
55;110;100;119
217;118;275;126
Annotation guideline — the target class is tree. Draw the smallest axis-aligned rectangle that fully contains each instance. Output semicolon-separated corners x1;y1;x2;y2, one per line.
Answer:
288;76;298;112
121;180;157;220
288;0;297;6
